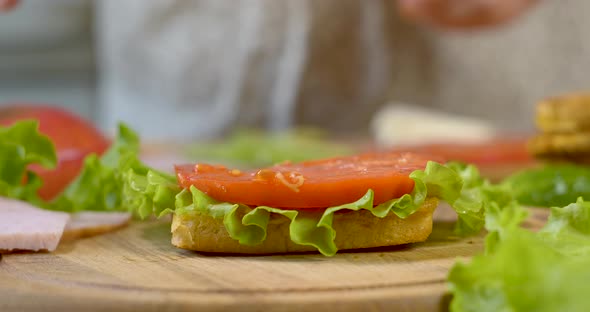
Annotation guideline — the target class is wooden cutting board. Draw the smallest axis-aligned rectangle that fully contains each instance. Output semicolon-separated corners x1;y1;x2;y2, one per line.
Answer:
0;206;547;312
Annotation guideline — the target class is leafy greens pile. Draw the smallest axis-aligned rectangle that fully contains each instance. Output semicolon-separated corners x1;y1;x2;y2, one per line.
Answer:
448;197;590;311
0;120;161;213
186;128;354;167
502;164;590;207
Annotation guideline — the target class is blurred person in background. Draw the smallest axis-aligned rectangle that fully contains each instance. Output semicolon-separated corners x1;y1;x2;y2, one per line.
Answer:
2;0;587;141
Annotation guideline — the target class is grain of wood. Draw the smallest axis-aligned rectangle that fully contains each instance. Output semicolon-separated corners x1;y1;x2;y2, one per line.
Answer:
0;206;548;312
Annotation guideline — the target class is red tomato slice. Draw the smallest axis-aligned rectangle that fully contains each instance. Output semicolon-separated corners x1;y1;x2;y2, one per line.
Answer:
0;105;110;152
0;104;110;199
176;152;438;209
386;138;532;166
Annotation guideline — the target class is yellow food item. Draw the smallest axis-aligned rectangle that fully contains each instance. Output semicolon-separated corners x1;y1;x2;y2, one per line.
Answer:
171;198;438;254
536;93;590;133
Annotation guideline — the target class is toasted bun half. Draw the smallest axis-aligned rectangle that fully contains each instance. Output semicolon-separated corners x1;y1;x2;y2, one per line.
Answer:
528;132;590;162
171;198;438;254
536;93;590;133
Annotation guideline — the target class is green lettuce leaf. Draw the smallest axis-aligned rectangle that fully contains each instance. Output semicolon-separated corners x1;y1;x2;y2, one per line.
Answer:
0;120;177;216
48;123;175;213
0;120;57;204
124;169;179;218
537;197;590;257
186;128;354;167
502;164;590;207
127;161;503;256
448;198;590;312
442;162;515;235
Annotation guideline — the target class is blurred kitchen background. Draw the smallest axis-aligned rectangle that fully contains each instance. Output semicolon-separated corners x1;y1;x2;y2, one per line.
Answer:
0;0;94;116
1;0;590;143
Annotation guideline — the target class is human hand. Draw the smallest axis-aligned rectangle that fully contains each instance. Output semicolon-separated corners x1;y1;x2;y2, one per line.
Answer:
397;0;539;29
0;0;18;12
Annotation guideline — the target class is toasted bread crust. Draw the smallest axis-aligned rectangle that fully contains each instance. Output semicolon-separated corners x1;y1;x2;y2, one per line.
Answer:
171;198;438;254
536;93;590;133
531;93;590;163
528;133;590;162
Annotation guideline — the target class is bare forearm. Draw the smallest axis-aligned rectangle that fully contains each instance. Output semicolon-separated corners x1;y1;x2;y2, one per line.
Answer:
0;0;18;11
1;0;539;29
397;0;539;29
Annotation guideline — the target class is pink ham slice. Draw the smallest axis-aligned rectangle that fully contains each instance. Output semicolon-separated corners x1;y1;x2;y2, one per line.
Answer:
1;198;131;253
0;197;70;252
61;212;131;241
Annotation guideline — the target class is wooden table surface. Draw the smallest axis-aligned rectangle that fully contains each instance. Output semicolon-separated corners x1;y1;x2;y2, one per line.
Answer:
0;206;547;312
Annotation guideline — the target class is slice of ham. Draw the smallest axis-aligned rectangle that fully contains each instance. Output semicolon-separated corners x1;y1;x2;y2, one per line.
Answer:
1;197;132;253
61;212;131;241
0;197;70;252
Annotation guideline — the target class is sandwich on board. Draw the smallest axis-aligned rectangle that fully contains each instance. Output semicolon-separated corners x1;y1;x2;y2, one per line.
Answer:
128;151;499;256
0;117;501;256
